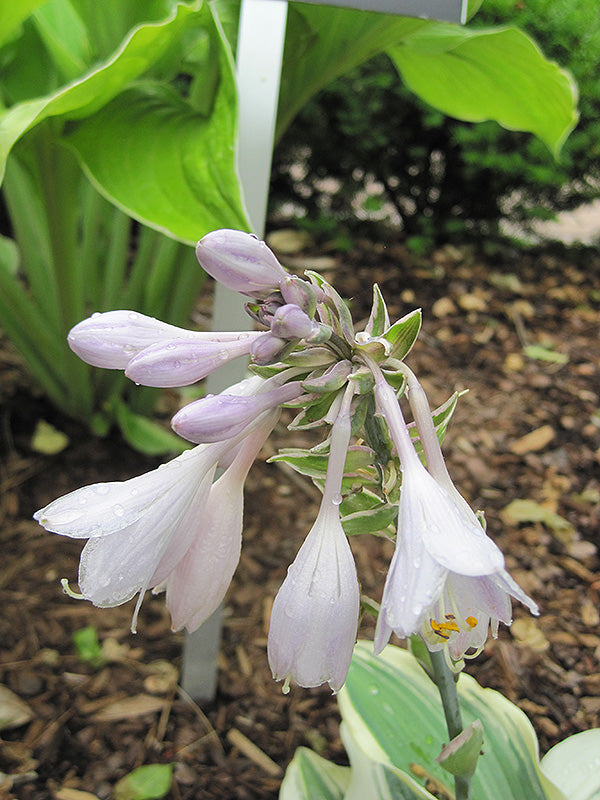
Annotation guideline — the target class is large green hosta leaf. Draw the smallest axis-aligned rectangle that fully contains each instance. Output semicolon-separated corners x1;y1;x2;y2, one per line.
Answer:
387;24;578;156
338;642;567;800
0;2;247;240
541;729;600;800
277;6;577;155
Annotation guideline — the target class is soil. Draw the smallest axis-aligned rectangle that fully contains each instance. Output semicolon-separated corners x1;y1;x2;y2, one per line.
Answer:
1;234;599;800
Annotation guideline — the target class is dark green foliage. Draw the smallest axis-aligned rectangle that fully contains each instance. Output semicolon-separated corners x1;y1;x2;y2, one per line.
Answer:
270;0;599;244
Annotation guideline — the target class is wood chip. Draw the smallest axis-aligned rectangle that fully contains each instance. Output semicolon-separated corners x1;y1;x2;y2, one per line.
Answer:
0;685;35;730
510;425;556;454
54;789;102;800
511;618;550;651
90;694;166;722
227;728;282;777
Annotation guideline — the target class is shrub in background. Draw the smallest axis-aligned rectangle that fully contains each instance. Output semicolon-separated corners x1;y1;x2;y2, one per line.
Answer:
271;0;600;246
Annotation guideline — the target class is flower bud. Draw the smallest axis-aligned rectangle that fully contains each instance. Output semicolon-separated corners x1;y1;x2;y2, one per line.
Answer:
271;304;321;341
250;333;291;365
171;381;304;443
279;275;318;316
196;229;288;298
125;334;262;388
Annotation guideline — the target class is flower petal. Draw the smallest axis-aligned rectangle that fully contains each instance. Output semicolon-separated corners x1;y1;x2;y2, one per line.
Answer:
34;445;220;538
267;506;360;692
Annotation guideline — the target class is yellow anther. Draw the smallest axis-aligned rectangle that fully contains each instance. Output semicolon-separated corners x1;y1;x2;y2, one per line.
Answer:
430;619;450;639
466;616;478;628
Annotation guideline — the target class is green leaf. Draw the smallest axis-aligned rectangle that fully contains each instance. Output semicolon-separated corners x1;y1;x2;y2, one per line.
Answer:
280;747;350;800
31;0;92;82
387;24;578;156
341;504;398;537
31;419;70;455
270;446;375;481
383;309;422;361
0;3;203;182
339;642;568;800
364;284;390;338
114;764;173;800
341;722;437;800
541;729;600;800
66;7;248;242
524;345;569;364
115;401;189;456
502;499;575;538
277;7;426;138
72;626;105;667
0;233;20;276
0;0;46;48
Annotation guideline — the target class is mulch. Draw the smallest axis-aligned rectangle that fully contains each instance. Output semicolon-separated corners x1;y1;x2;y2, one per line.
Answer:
0;235;599;799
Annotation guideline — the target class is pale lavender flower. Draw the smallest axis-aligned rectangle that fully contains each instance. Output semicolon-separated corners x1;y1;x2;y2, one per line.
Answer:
196;229;288;298
372;372;537;659
68;310;246;370
124;333;264;388
171;380;304;443
34;442;230;631
165;413;279;632
268;385;360;693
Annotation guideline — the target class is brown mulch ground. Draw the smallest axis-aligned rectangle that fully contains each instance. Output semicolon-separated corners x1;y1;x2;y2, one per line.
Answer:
1;235;599;799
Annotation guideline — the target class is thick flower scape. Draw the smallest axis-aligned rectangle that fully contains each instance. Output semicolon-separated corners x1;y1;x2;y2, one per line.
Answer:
35;229;537;693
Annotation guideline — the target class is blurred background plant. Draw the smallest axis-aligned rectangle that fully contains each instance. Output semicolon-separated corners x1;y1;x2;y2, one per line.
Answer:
0;0;577;452
271;0;597;252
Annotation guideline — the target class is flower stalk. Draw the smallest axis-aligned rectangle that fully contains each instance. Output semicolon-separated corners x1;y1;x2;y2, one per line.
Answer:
430;650;471;800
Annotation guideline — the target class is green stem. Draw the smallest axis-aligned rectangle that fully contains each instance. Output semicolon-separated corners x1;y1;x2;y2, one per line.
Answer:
430;650;471;800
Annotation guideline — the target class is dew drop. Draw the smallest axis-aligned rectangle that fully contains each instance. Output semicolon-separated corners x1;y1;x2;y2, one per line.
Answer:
94;485;110;496
369;685;379;696
91;312;100;318
113;504;125;517
412;604;422;616
332;493;342;506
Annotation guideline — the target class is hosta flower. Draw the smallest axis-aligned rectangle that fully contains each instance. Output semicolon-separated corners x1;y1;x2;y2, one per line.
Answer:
34;442;229;630
171;379;304;443
372;372;538;659
268;386;360;692
196;229;288;298
165;412;279;632
68;310;263;387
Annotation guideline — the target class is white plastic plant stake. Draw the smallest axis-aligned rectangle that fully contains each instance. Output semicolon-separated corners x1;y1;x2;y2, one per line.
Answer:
181;0;289;700
182;0;467;699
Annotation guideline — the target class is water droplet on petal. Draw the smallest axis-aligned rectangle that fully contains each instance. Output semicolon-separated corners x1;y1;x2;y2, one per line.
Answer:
332;493;342;506
113;504;125;517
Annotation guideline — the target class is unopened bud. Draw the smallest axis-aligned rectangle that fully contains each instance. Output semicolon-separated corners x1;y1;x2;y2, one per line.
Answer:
196;230;288;298
271;304;321;341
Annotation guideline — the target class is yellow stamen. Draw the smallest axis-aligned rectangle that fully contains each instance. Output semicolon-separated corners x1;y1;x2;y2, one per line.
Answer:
430;620;450;640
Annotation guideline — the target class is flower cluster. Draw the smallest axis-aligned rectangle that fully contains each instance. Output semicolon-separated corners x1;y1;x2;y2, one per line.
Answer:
35;229;537;692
